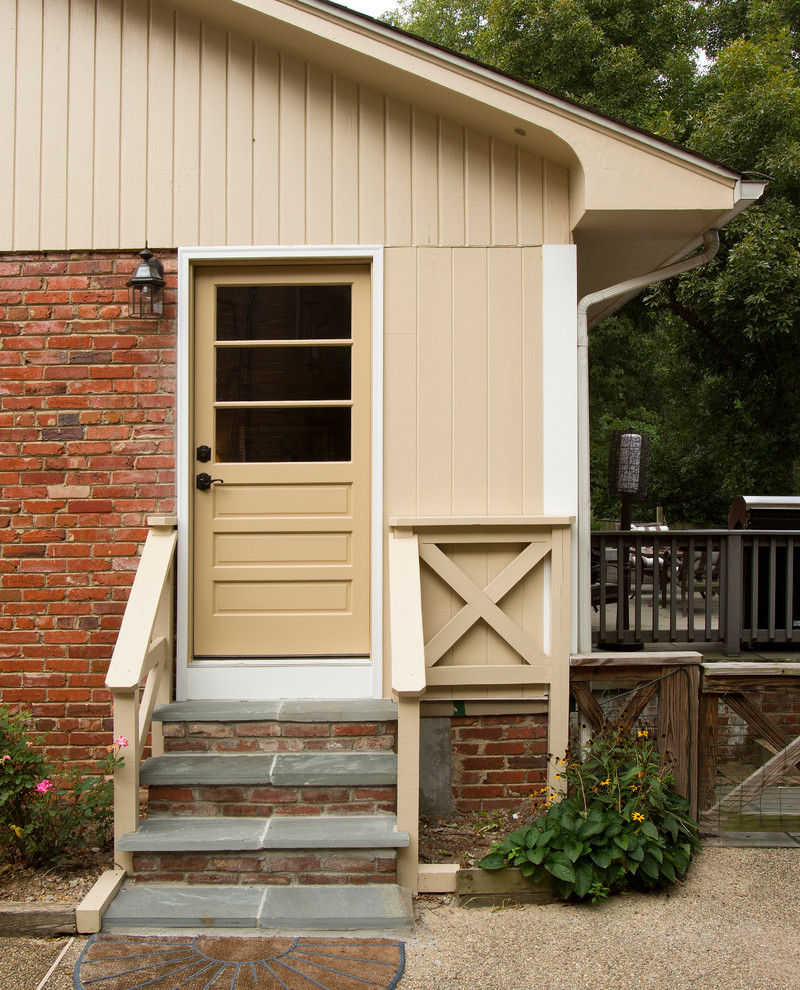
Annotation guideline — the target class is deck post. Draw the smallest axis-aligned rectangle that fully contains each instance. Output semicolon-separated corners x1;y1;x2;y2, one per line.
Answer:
723;531;742;656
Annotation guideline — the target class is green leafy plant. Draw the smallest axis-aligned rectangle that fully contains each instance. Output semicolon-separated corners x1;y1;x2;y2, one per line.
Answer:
0;705;126;867
479;725;700;901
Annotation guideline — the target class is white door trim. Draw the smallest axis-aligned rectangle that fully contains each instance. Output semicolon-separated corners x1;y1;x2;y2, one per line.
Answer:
175;246;384;701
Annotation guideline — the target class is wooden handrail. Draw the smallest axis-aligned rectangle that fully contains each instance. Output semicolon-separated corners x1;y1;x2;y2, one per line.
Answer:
106;523;177;694
106;515;177;872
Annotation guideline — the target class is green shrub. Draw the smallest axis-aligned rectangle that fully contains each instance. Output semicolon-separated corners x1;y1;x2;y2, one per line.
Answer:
479;725;700;902
0;705;126;867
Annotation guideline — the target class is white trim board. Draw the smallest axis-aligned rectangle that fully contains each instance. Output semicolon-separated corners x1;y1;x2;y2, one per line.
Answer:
176;245;385;701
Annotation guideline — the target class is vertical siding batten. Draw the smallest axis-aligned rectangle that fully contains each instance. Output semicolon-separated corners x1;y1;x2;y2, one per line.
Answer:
438;117;465;246
332;75;359;244
416;248;452;515
251;42;279;245
306;63;333;245
411;107;438;247
226;31;254;245
491;138;518;246
278;53;306;245
0;0;17;245
66;0;96;247
173;10;200;246
487;248;524;514
465;128;490;246
451;248;488;516
40;0;69;248
91;0;123;248
522;247;544;514
384;97;412;246
198;20;227;244
146;2;176;248
119;0;148;247
14;0;43;249
358;87;385;244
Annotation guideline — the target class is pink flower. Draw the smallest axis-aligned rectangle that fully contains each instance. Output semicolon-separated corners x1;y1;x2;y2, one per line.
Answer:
36;779;54;794
0;755;10;764
112;735;129;749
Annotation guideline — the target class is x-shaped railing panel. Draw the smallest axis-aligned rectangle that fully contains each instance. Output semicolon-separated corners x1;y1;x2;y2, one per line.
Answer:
420;538;551;668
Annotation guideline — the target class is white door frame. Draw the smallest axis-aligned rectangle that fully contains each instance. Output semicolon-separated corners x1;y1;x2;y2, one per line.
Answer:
175;246;384;701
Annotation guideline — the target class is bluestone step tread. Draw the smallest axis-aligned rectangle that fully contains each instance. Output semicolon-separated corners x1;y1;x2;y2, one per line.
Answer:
153;699;399;723
117;815;409;852
139;751;397;786
102;884;414;930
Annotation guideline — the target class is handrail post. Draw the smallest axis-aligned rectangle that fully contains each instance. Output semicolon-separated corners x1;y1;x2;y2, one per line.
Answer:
113;690;139;873
724;531;742;657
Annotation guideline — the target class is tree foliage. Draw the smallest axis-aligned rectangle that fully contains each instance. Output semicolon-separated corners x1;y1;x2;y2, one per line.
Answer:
385;0;800;525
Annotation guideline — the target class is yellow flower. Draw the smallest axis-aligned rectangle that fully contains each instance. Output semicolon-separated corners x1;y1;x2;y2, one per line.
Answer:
9;825;22;838
638;730;648;739
630;784;638;792
600;778;611;787
632;812;645;822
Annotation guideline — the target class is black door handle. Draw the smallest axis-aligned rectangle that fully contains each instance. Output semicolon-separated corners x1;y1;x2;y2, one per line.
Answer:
196;473;224;491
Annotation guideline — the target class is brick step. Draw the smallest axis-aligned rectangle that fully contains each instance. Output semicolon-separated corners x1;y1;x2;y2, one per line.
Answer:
102;883;414;931
117;815;409;852
140;752;397;787
146;782;396;817
129;849;398;885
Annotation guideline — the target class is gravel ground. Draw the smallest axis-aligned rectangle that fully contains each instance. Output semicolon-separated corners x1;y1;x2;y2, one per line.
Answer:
401;848;800;990
2;847;798;990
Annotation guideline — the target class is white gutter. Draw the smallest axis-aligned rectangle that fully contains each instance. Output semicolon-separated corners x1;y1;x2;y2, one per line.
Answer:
575;229;720;653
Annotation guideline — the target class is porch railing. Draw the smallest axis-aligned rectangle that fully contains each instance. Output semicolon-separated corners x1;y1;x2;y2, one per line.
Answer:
105;515;177;871
592;529;800;654
389;515;573;892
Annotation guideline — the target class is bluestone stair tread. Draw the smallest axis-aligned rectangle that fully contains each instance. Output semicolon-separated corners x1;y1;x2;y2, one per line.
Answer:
153;698;399;723
139;751;397;786
102;884;414;930
117;815;409;852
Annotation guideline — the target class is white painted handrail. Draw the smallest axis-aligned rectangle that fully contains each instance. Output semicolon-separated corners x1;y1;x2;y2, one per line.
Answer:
106;515;177;871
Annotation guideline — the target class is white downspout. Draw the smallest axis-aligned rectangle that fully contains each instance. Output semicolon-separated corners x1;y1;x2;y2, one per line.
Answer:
576;229;721;653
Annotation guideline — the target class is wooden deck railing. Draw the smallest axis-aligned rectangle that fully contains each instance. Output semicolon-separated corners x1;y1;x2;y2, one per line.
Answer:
389;516;573;891
592;529;800;654
105;515;177;871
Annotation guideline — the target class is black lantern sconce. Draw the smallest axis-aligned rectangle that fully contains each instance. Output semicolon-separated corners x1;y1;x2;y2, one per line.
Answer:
126;244;165;318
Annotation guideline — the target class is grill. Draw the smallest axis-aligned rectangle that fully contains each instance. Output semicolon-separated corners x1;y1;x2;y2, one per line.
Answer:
728;495;800;530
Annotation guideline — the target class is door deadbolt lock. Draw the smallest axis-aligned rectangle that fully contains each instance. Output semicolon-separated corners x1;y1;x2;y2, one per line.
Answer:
196;445;211;463
196;473;224;491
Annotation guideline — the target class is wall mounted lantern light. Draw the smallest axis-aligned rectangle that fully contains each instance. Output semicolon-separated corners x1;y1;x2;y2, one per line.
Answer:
126;244;165;318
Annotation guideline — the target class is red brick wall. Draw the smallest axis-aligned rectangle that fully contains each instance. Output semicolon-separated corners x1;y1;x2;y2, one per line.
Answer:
450;714;548;813
0;250;177;766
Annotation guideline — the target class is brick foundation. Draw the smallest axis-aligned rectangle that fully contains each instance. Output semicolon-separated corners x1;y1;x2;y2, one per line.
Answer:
162;720;397;754
450;713;548;813
130;850;397;885
0;250;177;766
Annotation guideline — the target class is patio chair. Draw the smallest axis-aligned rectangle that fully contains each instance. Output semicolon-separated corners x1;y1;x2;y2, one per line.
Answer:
680;548;720;616
629;523;672;607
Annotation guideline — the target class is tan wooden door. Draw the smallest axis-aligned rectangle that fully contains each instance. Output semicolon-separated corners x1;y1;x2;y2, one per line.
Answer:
192;265;371;659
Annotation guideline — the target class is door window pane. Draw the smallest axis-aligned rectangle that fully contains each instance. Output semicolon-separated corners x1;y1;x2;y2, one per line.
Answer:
216;346;351;402
216;285;352;341
216;407;351;463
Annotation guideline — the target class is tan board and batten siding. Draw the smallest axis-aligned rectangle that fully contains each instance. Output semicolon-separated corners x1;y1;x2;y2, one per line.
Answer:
3;1;570;251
